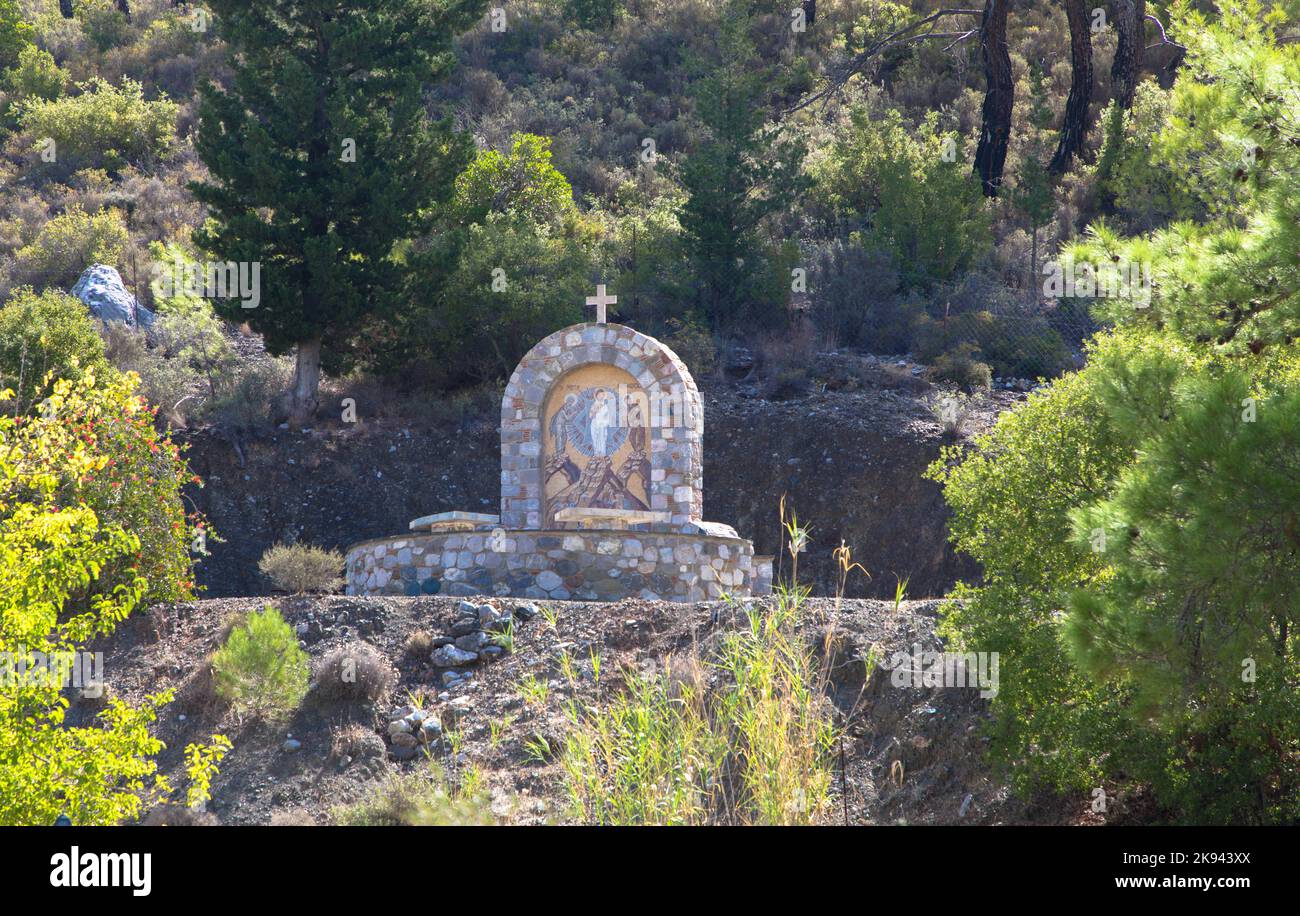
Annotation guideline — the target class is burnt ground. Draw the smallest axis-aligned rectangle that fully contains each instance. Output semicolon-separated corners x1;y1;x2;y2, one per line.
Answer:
180;349;1025;602
75;594;1110;826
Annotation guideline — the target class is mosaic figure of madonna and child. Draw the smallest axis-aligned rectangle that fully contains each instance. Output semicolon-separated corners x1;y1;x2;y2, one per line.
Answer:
542;364;650;526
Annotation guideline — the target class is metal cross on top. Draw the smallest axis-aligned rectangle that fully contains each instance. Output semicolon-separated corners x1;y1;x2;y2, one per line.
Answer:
585;283;617;324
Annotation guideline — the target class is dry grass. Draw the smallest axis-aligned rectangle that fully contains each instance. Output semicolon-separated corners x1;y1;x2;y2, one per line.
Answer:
257;542;345;595
559;588;839;825
311;641;396;705
331;762;494;826
403;629;433;660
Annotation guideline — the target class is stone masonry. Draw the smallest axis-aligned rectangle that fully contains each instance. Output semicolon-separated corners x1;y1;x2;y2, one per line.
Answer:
500;322;703;530
346;528;766;602
346;313;772;601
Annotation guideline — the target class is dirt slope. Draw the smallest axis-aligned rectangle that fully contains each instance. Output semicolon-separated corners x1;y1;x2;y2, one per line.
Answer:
76;594;1099;826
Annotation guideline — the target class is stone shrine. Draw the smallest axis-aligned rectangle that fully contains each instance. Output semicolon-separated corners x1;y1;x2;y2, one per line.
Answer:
345;288;773;601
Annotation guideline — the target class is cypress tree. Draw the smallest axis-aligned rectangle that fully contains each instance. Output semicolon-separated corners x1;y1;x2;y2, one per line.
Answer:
192;0;487;423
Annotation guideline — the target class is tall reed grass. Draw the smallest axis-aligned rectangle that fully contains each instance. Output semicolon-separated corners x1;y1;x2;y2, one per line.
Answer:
559;588;838;825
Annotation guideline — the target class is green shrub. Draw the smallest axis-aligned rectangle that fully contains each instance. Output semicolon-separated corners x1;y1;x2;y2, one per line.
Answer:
911;306;1072;380
51;364;201;608
99;321;201;426
0;287;107;412
211;606;310;721
402;212;596;385
813;107;989;288
10;205;128;289
921;329;1300;822
0;0;33;73
2;45;67;104
312;642;396;704
661;317;715;377
925;339;1140;797
928;344;992;392
17;78;178;172
449;133;577;228
565;0;624;29
204;355;295;432
0;370;194;825
76;0;134;53
810;240;905;351
258;542;345;595
333;762;494;826
1094;84;1209;231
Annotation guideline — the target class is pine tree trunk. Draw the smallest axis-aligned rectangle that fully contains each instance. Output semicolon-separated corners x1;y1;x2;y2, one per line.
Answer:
116;0;130;20
1049;0;1093;174
1111;0;1144;109
59;0;74;18
973;0;1013;197
289;337;322;426
1029;223;1038;306
802;0;815;26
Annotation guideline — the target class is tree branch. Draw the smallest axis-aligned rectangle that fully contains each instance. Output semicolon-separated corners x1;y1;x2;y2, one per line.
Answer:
789;9;984;113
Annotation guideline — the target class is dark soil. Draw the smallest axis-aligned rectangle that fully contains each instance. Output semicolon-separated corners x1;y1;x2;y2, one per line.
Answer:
77;594;1104;826
181;350;1024;601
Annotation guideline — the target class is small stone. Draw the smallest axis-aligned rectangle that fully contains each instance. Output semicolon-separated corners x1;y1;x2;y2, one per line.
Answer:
514;603;540;621
390;731;419;749
480;646;505;661
959;793;974;818
455;600;479;617
282;738;302;753
450;619;480;637
432;645;479;667
455;631;490;653
443;696;474;727
388;719;412;737
390;743;417;761
387;705;415;721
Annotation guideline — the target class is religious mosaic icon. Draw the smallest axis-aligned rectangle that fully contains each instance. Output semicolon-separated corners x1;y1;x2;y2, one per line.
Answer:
543;364;650;525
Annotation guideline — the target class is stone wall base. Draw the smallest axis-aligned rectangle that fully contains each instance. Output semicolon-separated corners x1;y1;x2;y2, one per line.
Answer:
345;529;773;602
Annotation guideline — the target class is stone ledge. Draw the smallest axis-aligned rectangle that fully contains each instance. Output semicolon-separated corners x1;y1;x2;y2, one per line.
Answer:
409;511;501;532
346;528;773;603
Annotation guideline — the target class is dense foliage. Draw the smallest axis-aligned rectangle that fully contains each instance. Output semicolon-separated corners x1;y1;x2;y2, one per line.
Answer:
0;286;107;410
0;369;197;824
931;5;1300;823
0;0;1294;825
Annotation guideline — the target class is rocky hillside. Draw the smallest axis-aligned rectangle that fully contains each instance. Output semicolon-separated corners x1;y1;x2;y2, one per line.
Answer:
79;593;1107;826
181;351;1026;601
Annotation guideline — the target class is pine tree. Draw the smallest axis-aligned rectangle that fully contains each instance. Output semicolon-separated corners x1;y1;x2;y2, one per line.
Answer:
679;3;806;332
935;5;1300;823
1012;73;1056;302
1059;4;1300;821
192;0;487;423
